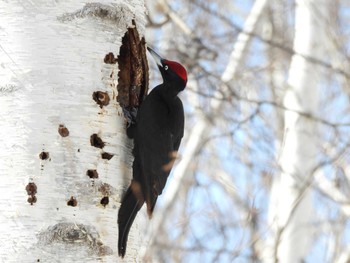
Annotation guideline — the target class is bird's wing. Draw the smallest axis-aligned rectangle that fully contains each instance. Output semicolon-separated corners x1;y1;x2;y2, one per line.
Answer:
136;90;184;217
138;128;174;216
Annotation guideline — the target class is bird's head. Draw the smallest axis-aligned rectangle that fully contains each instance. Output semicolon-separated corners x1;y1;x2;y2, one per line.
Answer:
147;47;187;91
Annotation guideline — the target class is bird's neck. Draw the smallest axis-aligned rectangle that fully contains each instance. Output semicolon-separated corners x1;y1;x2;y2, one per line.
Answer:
156;83;180;101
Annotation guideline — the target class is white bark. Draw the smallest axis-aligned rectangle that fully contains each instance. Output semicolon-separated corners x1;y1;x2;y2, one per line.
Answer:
266;1;329;262
314;170;350;217
0;1;146;262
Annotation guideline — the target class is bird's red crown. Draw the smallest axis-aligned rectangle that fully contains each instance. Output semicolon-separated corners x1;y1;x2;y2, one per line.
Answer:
164;60;187;84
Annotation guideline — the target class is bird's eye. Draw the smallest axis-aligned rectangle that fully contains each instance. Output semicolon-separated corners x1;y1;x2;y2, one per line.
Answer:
164;65;169;70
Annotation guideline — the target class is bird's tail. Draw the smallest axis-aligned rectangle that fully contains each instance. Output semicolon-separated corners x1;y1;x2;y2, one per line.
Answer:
118;185;144;258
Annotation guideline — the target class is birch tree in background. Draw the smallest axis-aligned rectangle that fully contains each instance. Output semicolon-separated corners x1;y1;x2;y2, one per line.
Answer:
267;0;327;261
0;1;146;262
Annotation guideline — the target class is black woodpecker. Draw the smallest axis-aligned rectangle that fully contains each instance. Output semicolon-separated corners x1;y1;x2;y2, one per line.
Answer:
117;47;187;258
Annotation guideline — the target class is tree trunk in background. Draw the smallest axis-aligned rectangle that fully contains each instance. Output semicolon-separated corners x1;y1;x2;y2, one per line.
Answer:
0;1;146;262
267;0;328;262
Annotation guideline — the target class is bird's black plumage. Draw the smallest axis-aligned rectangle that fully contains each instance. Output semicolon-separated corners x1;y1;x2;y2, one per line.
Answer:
118;47;187;258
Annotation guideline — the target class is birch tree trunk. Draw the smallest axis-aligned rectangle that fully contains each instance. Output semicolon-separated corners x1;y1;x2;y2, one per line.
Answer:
266;0;328;262
0;1;146;262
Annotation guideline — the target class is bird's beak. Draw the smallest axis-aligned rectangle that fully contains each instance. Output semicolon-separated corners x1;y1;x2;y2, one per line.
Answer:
147;47;163;68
